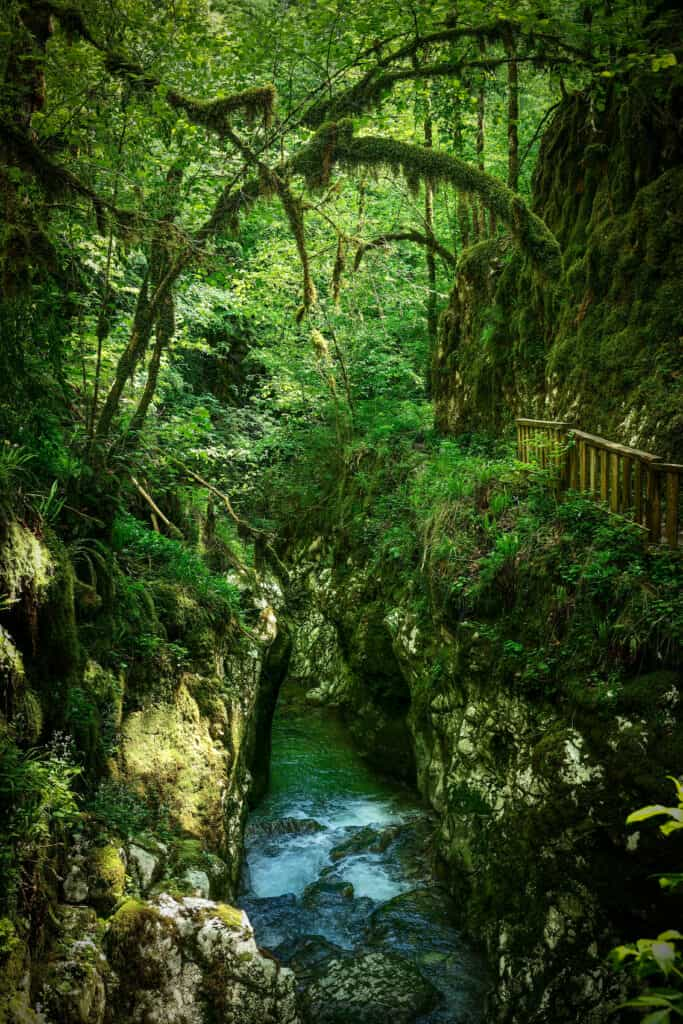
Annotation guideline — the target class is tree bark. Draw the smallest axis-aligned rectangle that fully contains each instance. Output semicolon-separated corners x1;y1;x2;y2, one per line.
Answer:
423;108;438;356
474;47;486;239
127;289;174;437
505;27;520;192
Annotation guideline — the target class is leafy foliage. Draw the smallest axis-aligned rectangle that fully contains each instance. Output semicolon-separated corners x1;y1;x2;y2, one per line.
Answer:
612;780;683;1023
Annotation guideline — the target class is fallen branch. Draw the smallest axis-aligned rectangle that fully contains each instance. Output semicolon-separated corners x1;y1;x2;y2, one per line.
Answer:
130;475;183;539
170;458;290;583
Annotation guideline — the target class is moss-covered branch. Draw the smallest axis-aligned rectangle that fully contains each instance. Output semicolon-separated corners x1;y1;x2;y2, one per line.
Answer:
304;57;565;128
104;53;276;134
39;4;275;134
354;230;455;269
221;125;317;316
0;122;138;237
291;123;562;277
303;18;584;128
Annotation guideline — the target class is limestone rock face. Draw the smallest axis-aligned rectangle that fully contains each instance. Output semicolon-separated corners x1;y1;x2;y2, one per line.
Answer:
284;556;660;1023
301;951;438;1024
105;895;301;1024
39;906;109;1024
115;569;290;898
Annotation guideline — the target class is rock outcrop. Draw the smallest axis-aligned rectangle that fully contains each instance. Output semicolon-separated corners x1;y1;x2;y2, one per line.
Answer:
0;518;294;1023
284;549;680;1023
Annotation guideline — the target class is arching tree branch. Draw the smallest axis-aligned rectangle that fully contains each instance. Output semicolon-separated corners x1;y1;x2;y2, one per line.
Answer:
290;122;562;277
304;57;568;128
354;230;455;269
303;18;587;128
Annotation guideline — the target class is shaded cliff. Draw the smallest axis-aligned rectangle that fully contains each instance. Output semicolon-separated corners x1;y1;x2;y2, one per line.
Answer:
0;516;295;1024
433;69;683;459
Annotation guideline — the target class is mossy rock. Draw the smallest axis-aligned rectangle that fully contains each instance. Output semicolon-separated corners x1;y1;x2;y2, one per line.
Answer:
618;670;680;715
164;838;229;899
87;844;126;914
118;683;229;846
0;918;34;1024
301;950;439;1024
0;625;42;742
105;898;176;990
0;522;54;602
39;906;109;1024
0;627;24;689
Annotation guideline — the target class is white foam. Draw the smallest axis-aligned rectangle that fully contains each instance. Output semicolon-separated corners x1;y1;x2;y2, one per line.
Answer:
337;857;411;901
248;833;334;897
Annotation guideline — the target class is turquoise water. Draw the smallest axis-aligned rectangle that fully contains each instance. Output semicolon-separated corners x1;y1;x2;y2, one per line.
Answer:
241;692;488;1021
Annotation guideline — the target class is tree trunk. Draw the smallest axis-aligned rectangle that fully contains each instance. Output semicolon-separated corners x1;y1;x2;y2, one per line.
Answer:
505;27;520;192
474;44;486;238
127;288;175;437
423;109;438;357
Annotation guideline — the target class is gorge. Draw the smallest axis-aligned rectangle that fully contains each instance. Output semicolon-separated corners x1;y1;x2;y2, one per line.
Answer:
1;1;682;1022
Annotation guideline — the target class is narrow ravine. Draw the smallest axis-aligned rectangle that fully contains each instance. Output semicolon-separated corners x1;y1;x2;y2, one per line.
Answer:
240;682;489;1023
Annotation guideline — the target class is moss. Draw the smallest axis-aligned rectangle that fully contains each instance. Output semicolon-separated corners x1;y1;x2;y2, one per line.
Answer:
0;917;28;1024
15;687;42;744
168;837;205;873
433;71;683;457
33;533;81;726
618;670;680;715
88;844;126;914
0;522;54;602
209;904;243;930
168;84;276;133
119;683;227;845
105;897;176;994
291;122;562;278
0;627;23;686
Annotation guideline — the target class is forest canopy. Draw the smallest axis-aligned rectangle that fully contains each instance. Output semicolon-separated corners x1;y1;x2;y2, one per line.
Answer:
2;0;680;464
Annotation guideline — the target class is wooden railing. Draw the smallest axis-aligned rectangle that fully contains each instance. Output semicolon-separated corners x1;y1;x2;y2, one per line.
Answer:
516;418;683;549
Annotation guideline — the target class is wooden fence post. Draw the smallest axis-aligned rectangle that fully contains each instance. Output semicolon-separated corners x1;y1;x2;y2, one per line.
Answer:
659;464;682;549
647;465;662;542
621;456;632;516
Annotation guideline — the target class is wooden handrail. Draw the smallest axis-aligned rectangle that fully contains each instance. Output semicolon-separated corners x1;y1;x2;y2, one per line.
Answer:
515;418;681;550
570;429;661;463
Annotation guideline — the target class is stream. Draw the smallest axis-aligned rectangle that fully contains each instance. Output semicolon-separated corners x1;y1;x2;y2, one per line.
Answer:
240;686;489;1023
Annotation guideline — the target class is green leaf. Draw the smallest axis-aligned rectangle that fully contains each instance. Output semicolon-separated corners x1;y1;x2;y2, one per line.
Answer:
652;942;678;974
660;820;683;836
627;806;681;825
622;995;676;1008
652;53;677;71
642;1010;671;1024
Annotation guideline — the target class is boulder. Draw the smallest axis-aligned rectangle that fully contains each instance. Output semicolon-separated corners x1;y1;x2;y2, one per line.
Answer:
301;951;439;1024
105;894;301;1024
39;906;109;1024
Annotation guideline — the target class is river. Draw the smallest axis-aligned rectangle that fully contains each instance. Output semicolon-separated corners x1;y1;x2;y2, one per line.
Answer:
240;684;489;1023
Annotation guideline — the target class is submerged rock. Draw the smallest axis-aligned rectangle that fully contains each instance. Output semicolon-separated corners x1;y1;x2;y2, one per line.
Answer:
301;951;439;1024
241;893;300;951
328;826;394;861
276;934;348;980
247;817;325;838
302;877;355;901
366;886;458;951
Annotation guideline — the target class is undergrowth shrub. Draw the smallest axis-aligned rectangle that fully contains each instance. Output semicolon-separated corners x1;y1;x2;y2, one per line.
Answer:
112;514;241;619
0;733;80;916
